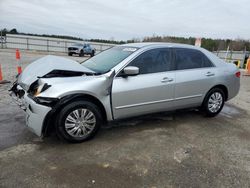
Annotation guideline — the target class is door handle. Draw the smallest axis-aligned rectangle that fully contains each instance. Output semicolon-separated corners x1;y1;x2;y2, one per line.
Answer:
161;77;173;83
205;72;215;77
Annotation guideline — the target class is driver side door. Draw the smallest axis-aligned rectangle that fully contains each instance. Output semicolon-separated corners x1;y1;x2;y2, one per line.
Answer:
111;48;175;119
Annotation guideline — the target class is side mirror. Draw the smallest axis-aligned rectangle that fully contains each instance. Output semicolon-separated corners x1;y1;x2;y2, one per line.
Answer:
123;66;139;76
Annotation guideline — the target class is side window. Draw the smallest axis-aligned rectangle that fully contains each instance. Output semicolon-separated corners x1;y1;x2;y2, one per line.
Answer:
174;48;213;70
202;55;214;67
128;48;172;74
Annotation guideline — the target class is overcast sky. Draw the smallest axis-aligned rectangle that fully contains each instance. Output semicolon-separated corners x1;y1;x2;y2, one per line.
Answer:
0;0;249;40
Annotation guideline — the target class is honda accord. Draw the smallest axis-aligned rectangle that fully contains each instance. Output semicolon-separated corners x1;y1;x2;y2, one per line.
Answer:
10;43;240;142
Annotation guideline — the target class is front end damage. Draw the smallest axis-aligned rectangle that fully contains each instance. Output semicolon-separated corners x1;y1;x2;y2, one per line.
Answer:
9;81;53;137
9;55;115;138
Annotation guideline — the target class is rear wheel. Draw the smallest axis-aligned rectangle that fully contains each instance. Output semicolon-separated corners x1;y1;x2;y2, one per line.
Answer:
68;52;72;56
90;50;95;57
56;100;102;142
202;88;225;117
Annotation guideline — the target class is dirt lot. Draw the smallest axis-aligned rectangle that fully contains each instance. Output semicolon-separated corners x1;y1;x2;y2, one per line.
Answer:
0;49;250;188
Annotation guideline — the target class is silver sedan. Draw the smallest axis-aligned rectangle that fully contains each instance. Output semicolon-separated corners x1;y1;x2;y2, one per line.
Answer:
10;43;240;142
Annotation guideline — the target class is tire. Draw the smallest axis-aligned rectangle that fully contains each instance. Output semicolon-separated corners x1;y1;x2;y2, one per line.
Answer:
90;51;95;57
79;50;84;57
68;52;72;56
56;100;102;143
202;88;225;117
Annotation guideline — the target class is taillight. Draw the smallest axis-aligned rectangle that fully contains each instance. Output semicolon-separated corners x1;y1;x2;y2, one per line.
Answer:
235;71;241;78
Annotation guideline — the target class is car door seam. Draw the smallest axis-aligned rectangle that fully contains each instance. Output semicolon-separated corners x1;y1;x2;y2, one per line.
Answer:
115;94;203;110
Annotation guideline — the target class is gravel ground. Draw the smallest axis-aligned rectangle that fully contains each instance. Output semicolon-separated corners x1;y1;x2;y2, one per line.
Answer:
0;49;250;188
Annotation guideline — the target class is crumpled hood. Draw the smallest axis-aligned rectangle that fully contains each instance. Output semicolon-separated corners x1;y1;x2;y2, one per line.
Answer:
18;55;93;89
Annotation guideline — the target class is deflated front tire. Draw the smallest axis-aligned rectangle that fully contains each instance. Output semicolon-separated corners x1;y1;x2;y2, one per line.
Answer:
56;100;102;143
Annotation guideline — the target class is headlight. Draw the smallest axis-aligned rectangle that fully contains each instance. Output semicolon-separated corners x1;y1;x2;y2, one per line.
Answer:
34;83;51;96
33;96;59;106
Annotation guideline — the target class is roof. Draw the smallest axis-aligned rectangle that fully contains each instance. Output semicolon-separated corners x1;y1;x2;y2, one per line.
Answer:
121;42;200;50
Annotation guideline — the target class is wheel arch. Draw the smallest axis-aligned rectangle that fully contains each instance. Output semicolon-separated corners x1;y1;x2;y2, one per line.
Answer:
42;93;107;137
211;84;228;101
204;84;228;104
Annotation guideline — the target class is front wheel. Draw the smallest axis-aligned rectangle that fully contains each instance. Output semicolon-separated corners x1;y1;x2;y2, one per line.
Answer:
202;88;225;117
56;100;102;143
90;51;95;57
79;50;84;57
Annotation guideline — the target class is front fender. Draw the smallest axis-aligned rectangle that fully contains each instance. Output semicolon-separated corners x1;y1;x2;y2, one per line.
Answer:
42;92;113;137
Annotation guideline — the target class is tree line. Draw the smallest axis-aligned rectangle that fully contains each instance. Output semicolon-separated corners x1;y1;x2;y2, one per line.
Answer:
0;28;125;45
142;36;250;51
1;28;249;51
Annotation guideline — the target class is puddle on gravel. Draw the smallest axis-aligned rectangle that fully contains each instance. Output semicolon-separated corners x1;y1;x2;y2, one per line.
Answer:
220;104;243;119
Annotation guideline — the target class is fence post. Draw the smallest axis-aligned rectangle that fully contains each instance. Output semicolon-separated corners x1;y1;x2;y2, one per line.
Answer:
47;40;49;52
230;50;233;62
26;38;29;50
0;30;2;49
65;41;67;53
241;51;246;69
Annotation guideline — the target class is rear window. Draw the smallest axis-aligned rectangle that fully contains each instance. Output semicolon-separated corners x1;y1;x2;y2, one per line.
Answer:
174;48;214;70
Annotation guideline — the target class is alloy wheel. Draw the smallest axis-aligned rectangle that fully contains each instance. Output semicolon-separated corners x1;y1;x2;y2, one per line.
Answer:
208;92;223;113
65;108;96;138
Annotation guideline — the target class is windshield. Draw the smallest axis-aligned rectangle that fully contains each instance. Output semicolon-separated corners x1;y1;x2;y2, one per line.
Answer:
82;46;138;73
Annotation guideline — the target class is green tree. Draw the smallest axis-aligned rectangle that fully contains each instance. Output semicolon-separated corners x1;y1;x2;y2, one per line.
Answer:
9;28;18;34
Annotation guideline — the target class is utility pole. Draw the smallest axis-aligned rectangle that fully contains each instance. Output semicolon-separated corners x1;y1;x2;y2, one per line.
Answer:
225;45;230;62
241;46;247;68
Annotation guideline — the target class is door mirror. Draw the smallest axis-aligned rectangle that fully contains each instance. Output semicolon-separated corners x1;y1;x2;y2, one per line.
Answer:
123;66;139;76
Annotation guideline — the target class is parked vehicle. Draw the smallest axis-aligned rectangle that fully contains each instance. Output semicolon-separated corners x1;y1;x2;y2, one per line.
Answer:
68;43;95;57
10;43;240;142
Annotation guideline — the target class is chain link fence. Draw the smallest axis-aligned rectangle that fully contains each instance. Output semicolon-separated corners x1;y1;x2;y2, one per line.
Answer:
0;34;115;54
214;50;249;68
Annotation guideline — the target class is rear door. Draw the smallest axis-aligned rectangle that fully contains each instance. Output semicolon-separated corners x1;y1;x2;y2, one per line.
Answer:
112;48;175;119
173;48;217;109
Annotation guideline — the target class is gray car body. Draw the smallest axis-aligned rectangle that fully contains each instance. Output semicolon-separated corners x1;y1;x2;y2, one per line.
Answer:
11;43;240;137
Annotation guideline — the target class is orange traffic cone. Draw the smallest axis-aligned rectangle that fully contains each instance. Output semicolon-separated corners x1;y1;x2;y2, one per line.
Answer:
0;64;10;84
16;49;22;74
244;58;250;76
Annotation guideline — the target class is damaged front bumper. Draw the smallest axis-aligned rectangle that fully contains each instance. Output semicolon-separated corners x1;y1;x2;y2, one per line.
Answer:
9;82;52;137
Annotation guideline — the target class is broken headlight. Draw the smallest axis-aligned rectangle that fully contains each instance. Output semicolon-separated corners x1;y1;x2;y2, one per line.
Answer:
34;83;51;96
33;96;59;106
